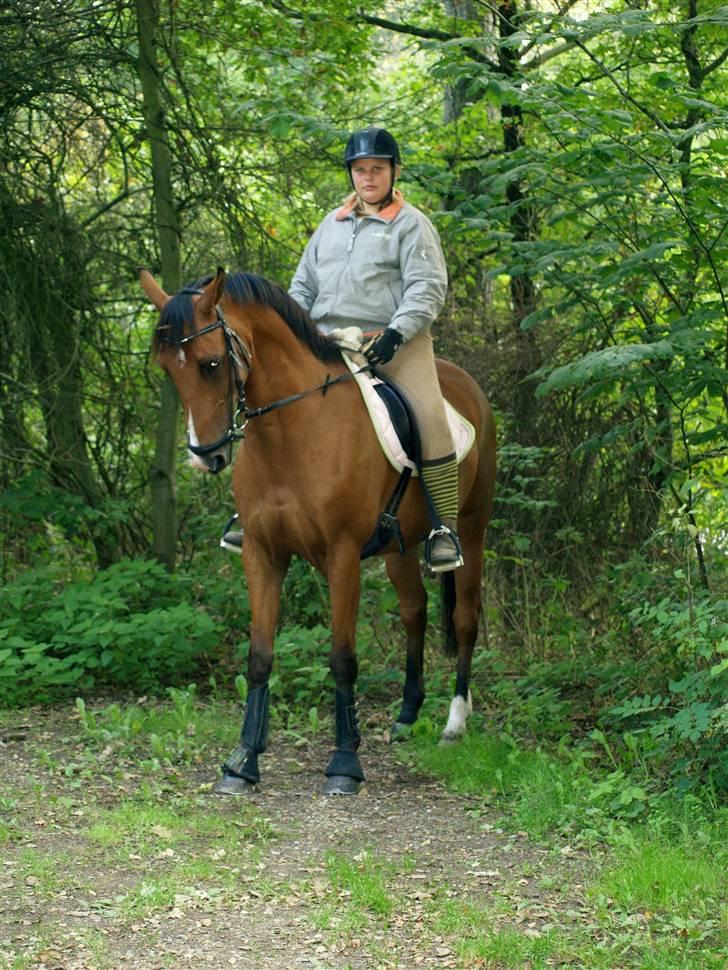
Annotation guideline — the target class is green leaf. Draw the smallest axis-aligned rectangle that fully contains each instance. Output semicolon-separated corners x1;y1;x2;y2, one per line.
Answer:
536;342;675;397
519;306;555;331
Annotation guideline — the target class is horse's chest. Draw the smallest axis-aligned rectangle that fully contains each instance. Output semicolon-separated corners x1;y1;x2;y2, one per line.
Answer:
237;480;316;540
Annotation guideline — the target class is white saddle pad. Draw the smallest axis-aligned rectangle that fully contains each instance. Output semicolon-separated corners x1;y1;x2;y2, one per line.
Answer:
339;350;476;476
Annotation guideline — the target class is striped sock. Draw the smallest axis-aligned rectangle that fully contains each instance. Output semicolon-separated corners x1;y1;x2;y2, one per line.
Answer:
421;453;459;520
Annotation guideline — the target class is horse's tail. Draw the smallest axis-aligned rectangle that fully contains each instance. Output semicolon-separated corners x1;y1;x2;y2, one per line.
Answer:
441;572;458;656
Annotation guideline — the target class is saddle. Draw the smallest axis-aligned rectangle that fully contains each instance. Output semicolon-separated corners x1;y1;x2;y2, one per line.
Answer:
334;344;476;560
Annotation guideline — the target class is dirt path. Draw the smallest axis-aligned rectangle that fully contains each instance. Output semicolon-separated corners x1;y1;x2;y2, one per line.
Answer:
0;705;590;969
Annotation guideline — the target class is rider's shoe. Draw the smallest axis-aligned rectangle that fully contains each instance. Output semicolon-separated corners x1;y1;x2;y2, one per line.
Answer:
426;516;464;573
220;513;243;553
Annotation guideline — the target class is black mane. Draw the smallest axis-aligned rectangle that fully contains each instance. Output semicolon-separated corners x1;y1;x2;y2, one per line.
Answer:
154;271;342;364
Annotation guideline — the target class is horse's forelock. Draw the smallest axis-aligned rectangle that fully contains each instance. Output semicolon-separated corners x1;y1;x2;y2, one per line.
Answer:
152;278;211;351
153;292;194;350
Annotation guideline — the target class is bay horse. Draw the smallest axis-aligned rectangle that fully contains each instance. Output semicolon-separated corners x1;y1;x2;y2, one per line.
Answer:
141;268;496;795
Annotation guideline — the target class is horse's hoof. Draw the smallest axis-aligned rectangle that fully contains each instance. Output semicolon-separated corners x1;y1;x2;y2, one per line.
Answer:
389;721;413;743
439;731;463;747
322;775;362;796
213;773;257;796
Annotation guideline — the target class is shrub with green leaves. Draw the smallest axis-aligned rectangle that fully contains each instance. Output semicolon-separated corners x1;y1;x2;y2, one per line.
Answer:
603;563;728;794
0;559;221;706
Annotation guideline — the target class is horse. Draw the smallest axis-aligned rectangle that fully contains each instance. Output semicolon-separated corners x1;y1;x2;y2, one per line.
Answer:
141;267;496;795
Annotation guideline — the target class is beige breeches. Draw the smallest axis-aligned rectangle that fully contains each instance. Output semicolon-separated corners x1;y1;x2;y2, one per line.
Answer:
379;329;454;461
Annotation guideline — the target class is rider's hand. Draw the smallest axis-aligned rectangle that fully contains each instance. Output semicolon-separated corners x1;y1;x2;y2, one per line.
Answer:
363;327;404;366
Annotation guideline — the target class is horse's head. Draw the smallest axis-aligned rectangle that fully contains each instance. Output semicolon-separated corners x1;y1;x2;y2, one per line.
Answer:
141;268;250;474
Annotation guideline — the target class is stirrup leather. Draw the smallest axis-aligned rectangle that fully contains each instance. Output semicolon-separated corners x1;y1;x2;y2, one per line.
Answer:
425;524;464;572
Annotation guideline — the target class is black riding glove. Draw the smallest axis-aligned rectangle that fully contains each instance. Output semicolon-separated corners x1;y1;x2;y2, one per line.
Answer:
364;327;404;366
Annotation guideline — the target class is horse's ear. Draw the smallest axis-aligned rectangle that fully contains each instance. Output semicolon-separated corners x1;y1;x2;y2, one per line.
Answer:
199;267;226;315
139;269;170;310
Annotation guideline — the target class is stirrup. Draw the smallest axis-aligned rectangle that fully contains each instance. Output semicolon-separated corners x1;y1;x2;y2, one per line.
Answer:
425;525;464;573
220;513;243;552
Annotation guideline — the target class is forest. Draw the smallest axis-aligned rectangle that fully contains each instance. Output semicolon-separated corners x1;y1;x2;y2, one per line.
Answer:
0;1;727;965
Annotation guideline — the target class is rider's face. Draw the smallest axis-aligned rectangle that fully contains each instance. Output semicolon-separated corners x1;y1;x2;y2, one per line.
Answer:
350;157;396;205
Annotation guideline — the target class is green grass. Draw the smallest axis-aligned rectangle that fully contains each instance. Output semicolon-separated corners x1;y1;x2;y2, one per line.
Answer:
458;925;560;969
15;847;83;898
0;821;22;844
308;850;413;953
400;716;728;967
87;803;189;854
80;791;276;921
74;690;238;769
589;824;728;962
75;929;115;970
405;722;594;836
596;841;725;915
118;875;181;920
426;891;727;969
86;792;273;858
324;850;396;917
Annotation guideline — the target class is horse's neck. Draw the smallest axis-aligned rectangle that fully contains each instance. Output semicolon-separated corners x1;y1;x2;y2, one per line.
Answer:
242;306;336;409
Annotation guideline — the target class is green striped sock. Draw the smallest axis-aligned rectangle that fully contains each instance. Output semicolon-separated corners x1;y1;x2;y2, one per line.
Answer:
421;454;459;520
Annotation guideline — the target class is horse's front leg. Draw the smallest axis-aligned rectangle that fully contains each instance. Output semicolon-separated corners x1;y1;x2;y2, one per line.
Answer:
215;539;288;795
323;544;364;795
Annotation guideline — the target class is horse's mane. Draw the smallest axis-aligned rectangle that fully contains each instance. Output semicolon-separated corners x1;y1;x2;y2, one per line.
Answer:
154;271;342;364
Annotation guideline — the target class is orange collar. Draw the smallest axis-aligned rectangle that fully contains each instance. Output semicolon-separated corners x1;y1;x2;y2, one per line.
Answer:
335;190;405;223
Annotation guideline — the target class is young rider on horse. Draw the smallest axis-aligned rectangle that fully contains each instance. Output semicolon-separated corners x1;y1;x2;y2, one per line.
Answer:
223;126;463;572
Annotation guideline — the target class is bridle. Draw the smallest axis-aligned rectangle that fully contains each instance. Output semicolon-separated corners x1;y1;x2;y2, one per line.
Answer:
173;301;253;457
167;292;373;458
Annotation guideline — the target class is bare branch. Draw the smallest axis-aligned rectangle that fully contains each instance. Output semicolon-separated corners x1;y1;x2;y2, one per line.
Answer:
702;45;728;78
80;187;148;229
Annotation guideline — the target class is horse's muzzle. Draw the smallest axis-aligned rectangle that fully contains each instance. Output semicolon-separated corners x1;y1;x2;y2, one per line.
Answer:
206;452;228;475
188;442;231;474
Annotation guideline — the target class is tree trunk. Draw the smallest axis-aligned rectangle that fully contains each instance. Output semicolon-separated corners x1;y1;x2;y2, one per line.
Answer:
135;0;183;570
497;0;541;442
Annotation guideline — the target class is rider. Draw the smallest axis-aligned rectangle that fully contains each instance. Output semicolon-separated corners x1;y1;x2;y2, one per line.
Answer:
222;126;463;571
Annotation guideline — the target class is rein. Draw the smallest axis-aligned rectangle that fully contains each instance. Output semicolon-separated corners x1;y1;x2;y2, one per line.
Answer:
243;368;368;420
165;294;373;456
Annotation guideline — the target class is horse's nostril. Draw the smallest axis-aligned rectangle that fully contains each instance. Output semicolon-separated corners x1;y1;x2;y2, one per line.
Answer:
209;454;226;474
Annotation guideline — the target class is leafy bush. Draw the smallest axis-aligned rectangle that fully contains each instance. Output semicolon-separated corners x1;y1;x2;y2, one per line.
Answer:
260;623;332;731
0;559;221;706
607;597;728;791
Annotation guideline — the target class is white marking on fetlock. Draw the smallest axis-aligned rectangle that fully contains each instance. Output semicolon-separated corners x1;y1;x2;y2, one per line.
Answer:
441;690;473;741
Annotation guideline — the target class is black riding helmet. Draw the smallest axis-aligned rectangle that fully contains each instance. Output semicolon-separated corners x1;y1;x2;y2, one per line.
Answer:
344;127;401;197
344;127;401;167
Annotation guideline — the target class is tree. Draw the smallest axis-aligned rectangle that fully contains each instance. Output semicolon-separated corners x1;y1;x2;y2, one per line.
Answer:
135;0;184;570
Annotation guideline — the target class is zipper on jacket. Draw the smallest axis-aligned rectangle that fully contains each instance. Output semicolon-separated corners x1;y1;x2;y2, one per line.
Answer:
346;218;367;254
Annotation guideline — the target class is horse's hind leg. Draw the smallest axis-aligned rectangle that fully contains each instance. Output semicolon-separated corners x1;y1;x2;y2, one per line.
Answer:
385;549;428;741
440;520;485;745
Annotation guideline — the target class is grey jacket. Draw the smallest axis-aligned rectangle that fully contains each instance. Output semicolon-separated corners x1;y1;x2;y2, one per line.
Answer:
289;194;448;342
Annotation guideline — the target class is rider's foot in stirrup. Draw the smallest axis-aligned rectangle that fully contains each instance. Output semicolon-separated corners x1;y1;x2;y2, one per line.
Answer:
426;517;464;573
220;513;243;553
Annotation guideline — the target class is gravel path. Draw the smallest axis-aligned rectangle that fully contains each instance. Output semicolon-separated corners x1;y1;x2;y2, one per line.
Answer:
0;706;589;969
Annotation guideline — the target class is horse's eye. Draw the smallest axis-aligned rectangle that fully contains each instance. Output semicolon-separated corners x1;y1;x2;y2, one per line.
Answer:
200;358;223;377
